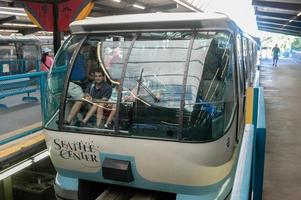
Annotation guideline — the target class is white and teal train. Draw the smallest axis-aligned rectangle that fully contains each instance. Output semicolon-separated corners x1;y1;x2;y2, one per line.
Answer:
44;12;258;200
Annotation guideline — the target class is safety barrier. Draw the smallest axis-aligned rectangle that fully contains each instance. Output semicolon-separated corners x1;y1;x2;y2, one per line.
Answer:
231;86;266;200
0;71;47;175
0;71;47;109
0;71;47;142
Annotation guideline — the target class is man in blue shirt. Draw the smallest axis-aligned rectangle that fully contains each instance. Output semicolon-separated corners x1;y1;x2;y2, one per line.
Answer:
81;70;112;127
65;70;112;127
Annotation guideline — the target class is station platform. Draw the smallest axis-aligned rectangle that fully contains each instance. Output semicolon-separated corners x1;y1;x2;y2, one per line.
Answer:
261;58;301;199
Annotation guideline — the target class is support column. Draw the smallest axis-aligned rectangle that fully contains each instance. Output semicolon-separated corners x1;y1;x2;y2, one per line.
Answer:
53;2;61;55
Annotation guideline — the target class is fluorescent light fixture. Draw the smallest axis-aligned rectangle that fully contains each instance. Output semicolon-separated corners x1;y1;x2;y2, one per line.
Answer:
0;150;49;181
133;4;145;10
289;19;293;23
173;0;199;12
297;12;301;17
3;23;37;27
0;11;27;16
112;0;121;2
0;29;18;32
0;7;25;11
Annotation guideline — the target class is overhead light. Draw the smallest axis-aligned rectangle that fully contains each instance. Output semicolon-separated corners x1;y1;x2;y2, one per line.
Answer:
297;12;301;17
0;7;25;11
2;23;37;27
0;150;49;181
0;11;27;16
173;0;199;12
289;19;293;23
0;29;18;32
112;0;121;2
133;4;145;10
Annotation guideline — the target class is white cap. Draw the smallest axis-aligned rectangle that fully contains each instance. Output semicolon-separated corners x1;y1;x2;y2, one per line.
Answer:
42;47;51;53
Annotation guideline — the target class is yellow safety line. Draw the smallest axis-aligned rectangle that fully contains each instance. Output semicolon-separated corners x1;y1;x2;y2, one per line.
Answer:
0;133;45;158
245;87;254;124
0;122;42;141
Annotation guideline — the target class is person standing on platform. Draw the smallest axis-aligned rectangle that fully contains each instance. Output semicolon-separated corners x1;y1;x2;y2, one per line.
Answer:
41;47;54;71
272;44;280;67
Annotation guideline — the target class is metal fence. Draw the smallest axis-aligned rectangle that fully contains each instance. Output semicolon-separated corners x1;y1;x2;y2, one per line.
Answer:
0;71;47;144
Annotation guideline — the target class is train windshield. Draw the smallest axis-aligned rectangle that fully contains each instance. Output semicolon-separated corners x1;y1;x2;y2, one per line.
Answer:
46;31;235;142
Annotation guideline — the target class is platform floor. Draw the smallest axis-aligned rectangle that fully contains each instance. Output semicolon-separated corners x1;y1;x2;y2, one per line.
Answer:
261;58;301;199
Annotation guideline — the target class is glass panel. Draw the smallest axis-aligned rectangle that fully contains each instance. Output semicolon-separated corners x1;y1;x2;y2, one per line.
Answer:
22;45;40;72
0;44;17;60
45;35;85;129
183;32;235;141
63;34;133;130
100;36;129;81
0;44;17;75
236;34;244;94
119;32;191;139
243;38;250;86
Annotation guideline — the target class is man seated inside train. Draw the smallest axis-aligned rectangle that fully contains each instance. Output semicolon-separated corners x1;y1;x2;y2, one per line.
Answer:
80;70;112;128
65;70;112;127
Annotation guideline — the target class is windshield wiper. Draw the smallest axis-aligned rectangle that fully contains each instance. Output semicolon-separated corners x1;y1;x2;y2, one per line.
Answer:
136;79;160;102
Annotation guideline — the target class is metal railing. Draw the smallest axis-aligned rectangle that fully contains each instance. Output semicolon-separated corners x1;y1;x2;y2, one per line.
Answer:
0;71;47;145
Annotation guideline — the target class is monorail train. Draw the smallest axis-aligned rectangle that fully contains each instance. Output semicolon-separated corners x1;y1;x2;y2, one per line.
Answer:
44;12;258;200
0;35;41;75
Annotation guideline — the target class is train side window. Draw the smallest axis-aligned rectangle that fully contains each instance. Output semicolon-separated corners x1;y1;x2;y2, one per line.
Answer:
183;33;235;141
0;43;17;75
236;35;245;95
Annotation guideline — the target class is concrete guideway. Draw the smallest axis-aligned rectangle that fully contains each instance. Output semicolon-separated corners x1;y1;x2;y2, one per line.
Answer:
261;58;301;199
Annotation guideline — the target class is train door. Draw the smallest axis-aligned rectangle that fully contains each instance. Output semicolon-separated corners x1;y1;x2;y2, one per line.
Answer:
235;33;245;142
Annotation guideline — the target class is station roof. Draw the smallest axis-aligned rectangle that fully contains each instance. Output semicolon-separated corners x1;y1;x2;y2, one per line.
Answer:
253;0;301;37
0;0;207;35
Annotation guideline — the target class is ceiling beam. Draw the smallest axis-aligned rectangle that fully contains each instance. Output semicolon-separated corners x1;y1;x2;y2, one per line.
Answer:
252;0;301;11
257;17;301;26
259;26;300;34
258;25;301;34
259;27;301;37
19;27;41;35
0;15;15;24
14;0;69;3
257;22;301;33
255;10;297;20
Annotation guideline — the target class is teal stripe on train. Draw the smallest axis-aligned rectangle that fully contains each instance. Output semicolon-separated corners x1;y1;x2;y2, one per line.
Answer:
253;87;266;200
